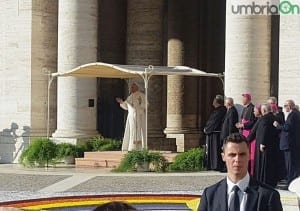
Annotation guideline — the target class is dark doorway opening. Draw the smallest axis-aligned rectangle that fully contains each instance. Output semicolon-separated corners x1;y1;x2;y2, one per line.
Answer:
97;78;126;139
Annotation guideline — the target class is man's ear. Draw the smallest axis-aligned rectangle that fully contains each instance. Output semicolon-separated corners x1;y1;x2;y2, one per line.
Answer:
221;152;225;162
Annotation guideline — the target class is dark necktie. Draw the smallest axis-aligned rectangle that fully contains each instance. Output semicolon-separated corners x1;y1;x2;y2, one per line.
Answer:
229;185;240;211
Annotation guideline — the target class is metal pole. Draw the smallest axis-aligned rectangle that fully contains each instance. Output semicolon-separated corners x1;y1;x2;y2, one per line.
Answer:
219;73;225;93
141;65;153;149
144;78;148;149
47;72;55;138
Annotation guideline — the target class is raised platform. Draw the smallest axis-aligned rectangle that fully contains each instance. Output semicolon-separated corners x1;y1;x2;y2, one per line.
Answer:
75;151;178;168
147;137;177;152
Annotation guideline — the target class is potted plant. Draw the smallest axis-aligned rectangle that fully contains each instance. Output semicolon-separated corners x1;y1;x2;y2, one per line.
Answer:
114;149;168;172
56;143;78;164
19;138;57;167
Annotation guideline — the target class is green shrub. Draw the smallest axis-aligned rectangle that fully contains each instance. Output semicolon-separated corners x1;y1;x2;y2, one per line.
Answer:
86;136;122;151
113;149;168;172
20;138;57;167
75;143;88;158
20;136;122;168
169;148;205;172
56;143;78;159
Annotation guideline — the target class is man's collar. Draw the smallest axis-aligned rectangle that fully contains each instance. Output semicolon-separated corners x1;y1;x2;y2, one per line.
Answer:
244;103;252;107
227;173;250;193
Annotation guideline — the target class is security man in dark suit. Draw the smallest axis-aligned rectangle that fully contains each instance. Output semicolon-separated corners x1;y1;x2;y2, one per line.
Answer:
198;133;283;211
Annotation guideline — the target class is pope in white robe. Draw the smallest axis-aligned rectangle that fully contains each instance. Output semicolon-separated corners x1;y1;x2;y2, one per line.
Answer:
116;82;146;151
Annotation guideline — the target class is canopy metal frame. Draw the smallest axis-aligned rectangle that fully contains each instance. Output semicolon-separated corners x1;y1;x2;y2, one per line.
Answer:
47;63;224;149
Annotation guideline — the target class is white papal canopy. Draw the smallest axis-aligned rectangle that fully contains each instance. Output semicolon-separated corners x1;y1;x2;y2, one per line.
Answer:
52;62;221;78
50;62;223;147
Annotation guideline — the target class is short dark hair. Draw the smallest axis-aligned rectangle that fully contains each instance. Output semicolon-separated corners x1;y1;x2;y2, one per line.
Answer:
93;201;136;211
223;133;249;149
214;95;224;105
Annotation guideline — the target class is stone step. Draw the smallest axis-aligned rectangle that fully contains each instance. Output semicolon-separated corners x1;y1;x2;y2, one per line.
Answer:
279;190;300;211
84;151;126;160
75;158;120;168
75;151;178;168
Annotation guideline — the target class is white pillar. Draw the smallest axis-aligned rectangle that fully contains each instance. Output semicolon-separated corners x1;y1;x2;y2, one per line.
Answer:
278;16;300;106
52;0;98;141
225;0;271;104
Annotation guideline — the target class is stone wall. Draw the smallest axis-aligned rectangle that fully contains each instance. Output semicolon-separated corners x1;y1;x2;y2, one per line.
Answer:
0;0;58;163
126;0;165;141
0;0;33;163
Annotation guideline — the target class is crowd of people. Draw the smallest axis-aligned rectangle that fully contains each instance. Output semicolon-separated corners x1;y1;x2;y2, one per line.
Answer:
204;93;300;188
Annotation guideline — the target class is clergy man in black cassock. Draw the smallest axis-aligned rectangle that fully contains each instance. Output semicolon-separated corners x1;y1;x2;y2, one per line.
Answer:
236;93;256;175
236;93;256;136
204;95;227;171
220;97;239;142
254;104;281;187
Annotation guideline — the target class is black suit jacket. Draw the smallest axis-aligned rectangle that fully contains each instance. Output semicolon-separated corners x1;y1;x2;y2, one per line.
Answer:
198;178;282;211
277;109;300;150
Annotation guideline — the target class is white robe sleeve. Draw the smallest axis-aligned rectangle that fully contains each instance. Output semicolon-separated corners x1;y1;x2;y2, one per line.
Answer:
120;94;133;110
120;102;128;110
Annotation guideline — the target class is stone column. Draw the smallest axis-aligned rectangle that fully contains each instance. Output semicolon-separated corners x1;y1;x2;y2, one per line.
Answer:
31;0;58;136
164;0;187;152
225;0;271;104
278;16;300;106
126;0;164;140
52;0;98;142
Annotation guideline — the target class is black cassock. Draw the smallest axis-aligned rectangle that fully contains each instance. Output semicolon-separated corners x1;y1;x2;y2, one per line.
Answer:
220;106;239;142
254;112;281;187
204;106;227;170
241;103;256;130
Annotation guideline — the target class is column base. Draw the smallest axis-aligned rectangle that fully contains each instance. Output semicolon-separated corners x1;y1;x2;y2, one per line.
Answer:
148;129;165;138
147;137;177;152
29;129;52;138
52;129;99;144
164;128;203;152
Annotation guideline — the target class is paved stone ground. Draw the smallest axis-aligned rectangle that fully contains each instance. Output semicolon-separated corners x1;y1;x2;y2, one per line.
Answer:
68;175;223;193
0;164;298;210
0;174;70;191
0;164;224;201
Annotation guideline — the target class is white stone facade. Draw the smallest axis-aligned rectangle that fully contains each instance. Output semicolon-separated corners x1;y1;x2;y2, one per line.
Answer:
0;0;58;163
279;15;300;106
